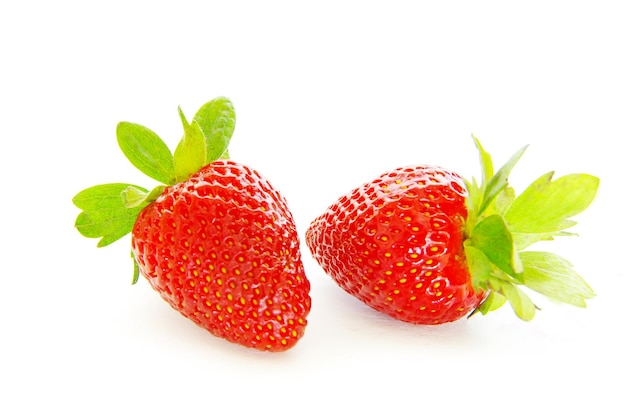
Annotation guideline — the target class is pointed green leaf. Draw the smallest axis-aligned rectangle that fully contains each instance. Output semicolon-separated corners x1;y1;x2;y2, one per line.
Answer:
73;183;148;247
520;251;595;307
132;252;140;285
471;214;522;277
173;107;207;182
476;291;507;316
479;144;528;215
117;122;175;185
193;97;236;162
505;172;599;235
498;281;537;321
472;135;494;186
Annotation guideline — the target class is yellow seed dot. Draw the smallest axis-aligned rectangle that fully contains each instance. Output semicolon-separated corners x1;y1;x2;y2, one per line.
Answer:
435;292;442;297
399;278;407;284
291;330;298;338
412;226;420;232
226;306;233;314
380;236;389;242
378;279;386;284
227;294;233;301
393;289;400;295
431;246;439;252
221;267;227;274
433;282;440;288
416;283;423;289
384;252;392;258
396;262;405;267
425;259;433;265
240;297;246;305
373;259;381;265
424;271;432;277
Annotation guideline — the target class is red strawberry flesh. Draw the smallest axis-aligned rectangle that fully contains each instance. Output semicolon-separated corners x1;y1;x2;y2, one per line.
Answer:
132;160;311;351
306;165;485;325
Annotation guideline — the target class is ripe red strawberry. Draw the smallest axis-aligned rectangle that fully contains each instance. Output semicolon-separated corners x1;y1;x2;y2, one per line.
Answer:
306;137;598;325
74;97;311;351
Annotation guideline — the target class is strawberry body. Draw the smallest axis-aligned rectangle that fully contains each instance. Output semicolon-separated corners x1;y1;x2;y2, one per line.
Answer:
132;160;311;351
306;165;485;325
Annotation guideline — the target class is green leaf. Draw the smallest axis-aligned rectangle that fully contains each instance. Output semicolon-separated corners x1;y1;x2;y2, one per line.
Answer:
121;185;167;209
471;214;523;277
475;291;507;316
472;134;494;187
193;96;236;162
73;183;147;247
478;143;528;215
132;252;140;285
121;185;149;208
505;172;600;236
494;186;516;215
173;107;207;182
512;230;576;251
117;122;175;185
498;281;537;321
520;251;595;307
464;244;493;290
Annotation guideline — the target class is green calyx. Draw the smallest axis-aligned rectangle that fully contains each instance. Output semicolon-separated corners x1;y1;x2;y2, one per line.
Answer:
73;96;236;255
463;135;599;321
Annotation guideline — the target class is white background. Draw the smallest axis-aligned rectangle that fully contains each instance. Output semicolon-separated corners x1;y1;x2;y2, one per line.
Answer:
2;1;624;417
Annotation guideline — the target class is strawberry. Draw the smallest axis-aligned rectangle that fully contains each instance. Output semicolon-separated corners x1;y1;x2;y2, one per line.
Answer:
306;136;599;325
73;97;311;351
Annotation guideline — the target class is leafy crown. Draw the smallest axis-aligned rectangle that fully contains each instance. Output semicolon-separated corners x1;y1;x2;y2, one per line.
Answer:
463;135;599;320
